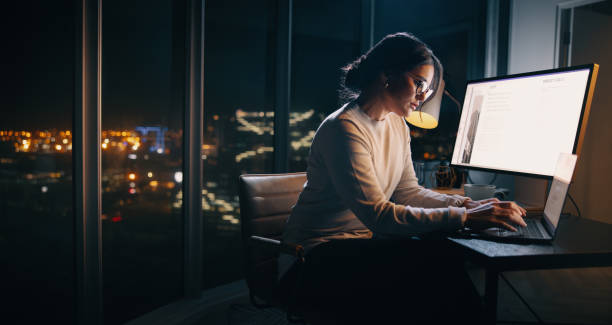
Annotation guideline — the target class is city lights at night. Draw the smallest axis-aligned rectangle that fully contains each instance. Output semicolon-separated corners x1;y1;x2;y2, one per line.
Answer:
0;108;324;234
1;1;499;323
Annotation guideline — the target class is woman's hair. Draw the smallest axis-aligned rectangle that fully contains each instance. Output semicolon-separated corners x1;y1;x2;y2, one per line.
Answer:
340;32;443;103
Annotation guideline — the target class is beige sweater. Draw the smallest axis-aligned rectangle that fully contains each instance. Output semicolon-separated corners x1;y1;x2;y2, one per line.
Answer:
280;103;468;277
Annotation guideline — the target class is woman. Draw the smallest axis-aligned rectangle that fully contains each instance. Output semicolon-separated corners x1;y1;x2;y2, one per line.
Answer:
279;32;526;323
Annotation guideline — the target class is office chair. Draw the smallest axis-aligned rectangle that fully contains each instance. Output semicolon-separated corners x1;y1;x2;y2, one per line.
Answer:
238;173;310;322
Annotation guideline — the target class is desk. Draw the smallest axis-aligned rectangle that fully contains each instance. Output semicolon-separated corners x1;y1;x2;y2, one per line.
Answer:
448;216;612;325
431;186;464;196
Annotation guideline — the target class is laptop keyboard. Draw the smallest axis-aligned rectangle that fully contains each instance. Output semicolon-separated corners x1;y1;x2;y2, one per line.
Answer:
500;218;546;238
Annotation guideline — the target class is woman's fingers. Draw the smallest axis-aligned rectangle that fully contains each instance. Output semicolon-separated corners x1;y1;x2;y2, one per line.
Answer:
495;201;512;208
471;202;494;212
505;201;527;216
498;220;518;232
465;200;528;231
492;203;527;228
506;212;527;227
478;198;500;204
517;204;527;216
494;201;527;218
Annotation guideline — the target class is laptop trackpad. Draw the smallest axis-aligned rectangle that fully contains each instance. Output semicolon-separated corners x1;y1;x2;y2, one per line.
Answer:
482;228;522;237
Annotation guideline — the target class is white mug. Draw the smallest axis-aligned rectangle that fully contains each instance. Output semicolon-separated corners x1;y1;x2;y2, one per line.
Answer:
463;184;496;200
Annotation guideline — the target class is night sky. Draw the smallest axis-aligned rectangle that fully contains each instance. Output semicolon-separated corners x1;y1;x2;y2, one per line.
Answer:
2;1;76;130
2;0;182;131
2;0;483;133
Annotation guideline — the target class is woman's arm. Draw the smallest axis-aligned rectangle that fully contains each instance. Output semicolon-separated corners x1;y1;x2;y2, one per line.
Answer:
390;134;469;208
317;119;466;236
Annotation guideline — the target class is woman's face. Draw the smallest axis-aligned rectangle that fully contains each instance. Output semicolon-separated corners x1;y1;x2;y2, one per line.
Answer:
386;64;435;117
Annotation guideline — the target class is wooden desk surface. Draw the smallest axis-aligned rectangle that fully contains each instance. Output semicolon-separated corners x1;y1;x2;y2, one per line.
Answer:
448;216;612;271
430;187;464;196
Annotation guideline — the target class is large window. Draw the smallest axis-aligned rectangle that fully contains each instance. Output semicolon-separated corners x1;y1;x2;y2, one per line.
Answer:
202;0;277;289
101;0;185;323
2;1;489;323
0;0;76;323
289;0;362;172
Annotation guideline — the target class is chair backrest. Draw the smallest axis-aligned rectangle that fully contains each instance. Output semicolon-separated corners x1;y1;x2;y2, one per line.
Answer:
238;172;306;303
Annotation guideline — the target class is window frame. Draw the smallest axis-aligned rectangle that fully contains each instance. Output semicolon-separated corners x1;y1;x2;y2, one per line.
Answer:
74;0;205;322
70;0;487;323
74;0;103;323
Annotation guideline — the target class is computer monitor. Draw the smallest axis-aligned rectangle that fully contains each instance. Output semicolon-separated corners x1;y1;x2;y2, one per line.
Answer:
450;64;598;178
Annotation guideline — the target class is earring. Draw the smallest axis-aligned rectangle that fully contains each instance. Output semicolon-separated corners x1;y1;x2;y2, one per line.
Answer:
384;80;389;89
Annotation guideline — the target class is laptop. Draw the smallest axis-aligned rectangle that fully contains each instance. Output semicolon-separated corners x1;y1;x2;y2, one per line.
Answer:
463;153;577;243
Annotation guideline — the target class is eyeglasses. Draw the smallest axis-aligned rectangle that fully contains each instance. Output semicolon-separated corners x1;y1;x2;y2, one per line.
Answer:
405;72;433;98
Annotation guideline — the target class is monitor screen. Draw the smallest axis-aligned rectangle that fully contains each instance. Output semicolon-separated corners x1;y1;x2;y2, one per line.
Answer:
451;65;596;177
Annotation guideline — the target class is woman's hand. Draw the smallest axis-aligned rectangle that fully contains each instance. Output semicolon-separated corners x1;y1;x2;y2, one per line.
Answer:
461;197;500;209
465;201;527;232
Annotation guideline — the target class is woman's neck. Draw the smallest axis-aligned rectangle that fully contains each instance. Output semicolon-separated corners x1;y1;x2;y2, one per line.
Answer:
357;91;391;121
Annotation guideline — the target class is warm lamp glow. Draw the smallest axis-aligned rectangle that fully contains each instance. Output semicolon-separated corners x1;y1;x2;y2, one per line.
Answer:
405;79;445;129
405;111;439;129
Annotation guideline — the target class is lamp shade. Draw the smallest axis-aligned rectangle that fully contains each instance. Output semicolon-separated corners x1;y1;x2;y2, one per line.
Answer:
405;79;445;129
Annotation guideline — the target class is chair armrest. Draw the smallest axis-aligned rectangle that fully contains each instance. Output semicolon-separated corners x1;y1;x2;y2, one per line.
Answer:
250;236;305;263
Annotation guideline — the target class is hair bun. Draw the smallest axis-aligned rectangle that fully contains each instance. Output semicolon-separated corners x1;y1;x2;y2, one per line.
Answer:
342;54;366;91
343;65;360;90
339;33;441;103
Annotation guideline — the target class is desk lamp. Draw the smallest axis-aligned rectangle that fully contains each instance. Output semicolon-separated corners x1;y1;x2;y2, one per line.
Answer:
405;78;466;188
405;79;462;129
405;79;444;129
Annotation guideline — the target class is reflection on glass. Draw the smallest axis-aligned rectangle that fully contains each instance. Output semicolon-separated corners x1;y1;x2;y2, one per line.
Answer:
290;0;362;172
102;0;185;323
202;0;276;289
414;161;426;185
0;1;75;322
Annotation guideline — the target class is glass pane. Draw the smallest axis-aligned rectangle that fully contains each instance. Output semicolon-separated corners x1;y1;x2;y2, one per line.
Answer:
101;0;185;323
0;0;75;323
202;0;276;289
289;0;362;172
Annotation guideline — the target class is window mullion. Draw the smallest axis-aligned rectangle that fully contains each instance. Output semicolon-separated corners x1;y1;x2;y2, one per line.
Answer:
74;0;103;323
184;0;205;299
273;0;292;173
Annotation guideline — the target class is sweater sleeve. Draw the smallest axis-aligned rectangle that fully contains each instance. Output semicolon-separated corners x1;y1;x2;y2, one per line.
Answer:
391;134;470;210
317;119;466;236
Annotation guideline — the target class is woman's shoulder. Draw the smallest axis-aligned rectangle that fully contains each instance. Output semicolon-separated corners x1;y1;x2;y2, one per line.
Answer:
318;103;360;130
309;105;367;151
324;102;357;120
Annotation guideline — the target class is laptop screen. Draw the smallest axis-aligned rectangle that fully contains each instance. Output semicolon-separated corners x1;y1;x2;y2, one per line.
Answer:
543;153;578;232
